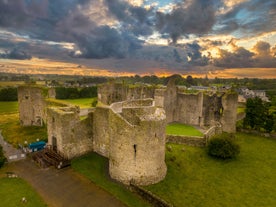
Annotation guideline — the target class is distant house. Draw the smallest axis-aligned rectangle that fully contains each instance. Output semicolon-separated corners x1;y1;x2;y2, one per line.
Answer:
239;88;269;102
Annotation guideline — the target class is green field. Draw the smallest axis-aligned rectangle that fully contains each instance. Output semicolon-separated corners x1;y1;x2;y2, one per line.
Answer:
144;133;276;207
71;153;151;207
166;123;203;136
0;101;18;114
55;98;97;108
0;177;46;207
0;102;47;147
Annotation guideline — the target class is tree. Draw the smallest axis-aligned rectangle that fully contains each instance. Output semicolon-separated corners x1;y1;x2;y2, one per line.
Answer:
0;145;6;168
186;75;195;86
243;97;275;132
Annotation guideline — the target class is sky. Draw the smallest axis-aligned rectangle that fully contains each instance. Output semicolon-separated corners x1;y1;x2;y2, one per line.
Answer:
0;0;276;78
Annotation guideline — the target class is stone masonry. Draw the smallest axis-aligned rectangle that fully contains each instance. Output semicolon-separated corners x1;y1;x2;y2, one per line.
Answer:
18;85;55;126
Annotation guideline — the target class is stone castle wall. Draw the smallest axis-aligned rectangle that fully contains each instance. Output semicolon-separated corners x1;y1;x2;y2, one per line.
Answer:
98;81;238;133
221;93;238;133
47;107;93;159
176;93;203;126
98;82;155;105
18;86;47;126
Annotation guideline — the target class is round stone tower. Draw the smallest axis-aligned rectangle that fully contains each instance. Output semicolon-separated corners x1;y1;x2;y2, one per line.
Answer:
108;100;167;185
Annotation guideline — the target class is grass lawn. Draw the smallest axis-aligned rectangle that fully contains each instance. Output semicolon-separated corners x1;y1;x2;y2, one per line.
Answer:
0;101;18;114
0;177;46;207
55;98;97;108
0;102;47;147
145;133;276;207
71;153;151;207
166;123;203;136
237;106;245;113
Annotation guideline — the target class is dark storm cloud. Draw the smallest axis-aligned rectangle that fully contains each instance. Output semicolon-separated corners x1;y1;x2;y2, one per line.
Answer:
104;0;154;36
0;0;31;27
0;48;32;60
216;0;276;36
214;46;254;68
185;42;209;66
156;0;216;43
71;26;143;59
0;0;146;59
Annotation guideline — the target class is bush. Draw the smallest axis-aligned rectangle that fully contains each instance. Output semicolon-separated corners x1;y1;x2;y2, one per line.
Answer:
207;135;240;159
0;145;6;168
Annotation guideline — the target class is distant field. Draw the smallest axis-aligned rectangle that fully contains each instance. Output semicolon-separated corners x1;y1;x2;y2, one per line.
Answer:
166;123;203;136
0;81;45;87
0;81;25;87
56;98;97;108
145;133;276;207
0;177;46;207
0;102;18;114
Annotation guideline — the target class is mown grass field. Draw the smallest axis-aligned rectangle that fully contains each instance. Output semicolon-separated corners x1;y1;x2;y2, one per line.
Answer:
55;97;97;108
71;153;152;207
0;101;18;114
166;123;203;136
0;102;47;147
0;177;46;207
144;133;276;207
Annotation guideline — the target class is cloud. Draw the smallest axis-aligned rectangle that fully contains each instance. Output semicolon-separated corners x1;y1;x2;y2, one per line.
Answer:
0;48;32;60
71;26;143;59
213;41;276;68
214;45;254;68
0;0;275;75
253;41;271;56
104;0;154;36
252;41;276;67
156;0;216;43
215;0;276;36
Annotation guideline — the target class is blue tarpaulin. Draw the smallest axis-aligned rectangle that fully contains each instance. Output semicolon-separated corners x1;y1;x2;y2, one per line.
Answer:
28;141;46;152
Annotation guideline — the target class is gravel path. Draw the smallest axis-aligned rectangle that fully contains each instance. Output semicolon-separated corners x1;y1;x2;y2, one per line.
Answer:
12;159;127;207
0;131;26;162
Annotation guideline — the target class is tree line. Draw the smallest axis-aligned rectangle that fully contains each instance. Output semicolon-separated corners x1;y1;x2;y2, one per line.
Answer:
55;86;97;99
0;87;18;101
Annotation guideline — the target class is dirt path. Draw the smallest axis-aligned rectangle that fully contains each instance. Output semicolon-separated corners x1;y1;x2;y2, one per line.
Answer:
11;159;127;207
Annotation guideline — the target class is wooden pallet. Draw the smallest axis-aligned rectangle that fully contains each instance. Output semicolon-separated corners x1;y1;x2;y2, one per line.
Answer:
32;148;70;169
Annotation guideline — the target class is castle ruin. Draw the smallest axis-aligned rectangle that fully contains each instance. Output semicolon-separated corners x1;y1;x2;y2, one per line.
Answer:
18;79;238;185
18;85;166;185
98;79;238;133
